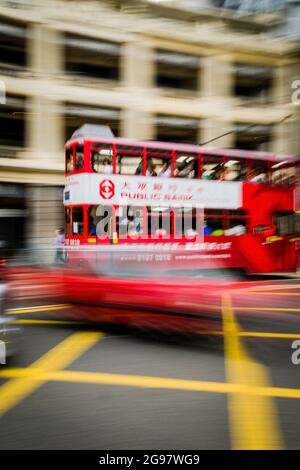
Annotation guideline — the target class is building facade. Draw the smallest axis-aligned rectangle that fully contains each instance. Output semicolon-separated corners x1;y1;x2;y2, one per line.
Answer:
0;0;299;247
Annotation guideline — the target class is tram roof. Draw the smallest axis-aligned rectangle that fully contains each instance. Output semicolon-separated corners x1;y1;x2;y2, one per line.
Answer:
66;135;299;164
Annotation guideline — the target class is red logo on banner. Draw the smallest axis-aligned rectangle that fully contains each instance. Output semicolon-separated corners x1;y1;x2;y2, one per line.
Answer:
99;179;115;199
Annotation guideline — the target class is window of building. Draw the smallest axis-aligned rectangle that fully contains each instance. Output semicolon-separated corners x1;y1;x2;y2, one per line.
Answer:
234;123;273;152
0;95;25;154
65;34;120;82
65;103;120;141
0;20;26;71
155;49;200;93
234;64;273;104
155;115;199;145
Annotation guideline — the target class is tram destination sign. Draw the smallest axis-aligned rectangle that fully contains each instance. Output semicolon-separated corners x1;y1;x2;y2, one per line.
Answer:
64;173;242;209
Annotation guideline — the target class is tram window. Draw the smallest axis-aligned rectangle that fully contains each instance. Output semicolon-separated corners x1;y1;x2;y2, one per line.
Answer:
91;144;113;174
271;165;295;186
72;207;84;235
157;159;172;177
65;148;73;173
147;207;171;238
117;155;142;175
116;206;144;237
247;162;269;183
146;158;157;176
223;160;246;181
88;205;113;238
75;145;84;171
275;213;300;236
204;210;224;235
202;155;223;180
65;208;71;235
117;145;143;175
228;210;248;217
225;210;248;235
205;165;223;180
175;154;197;178
174;207;198;238
147;148;173;177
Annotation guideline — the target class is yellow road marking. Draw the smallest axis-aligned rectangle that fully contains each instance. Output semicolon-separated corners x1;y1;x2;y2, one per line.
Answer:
196;330;300;340
0;368;238;394
222;293;283;450
240;292;300;296
5;302;300;319
0;332;102;416
234;307;300;312
15;319;78;326
0;367;300;401
196;330;224;336
238;331;300;339
245;285;300;292
6;305;71;315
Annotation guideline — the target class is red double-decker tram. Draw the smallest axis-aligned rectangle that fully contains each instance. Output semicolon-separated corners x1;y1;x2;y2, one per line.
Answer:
64;125;300;274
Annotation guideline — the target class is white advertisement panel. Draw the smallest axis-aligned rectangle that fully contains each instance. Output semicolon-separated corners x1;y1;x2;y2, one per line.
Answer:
64;173;242;209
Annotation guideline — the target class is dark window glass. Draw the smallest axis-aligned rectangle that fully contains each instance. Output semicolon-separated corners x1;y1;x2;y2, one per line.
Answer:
75;145;84;171
65;148;73;173
72;207;84;235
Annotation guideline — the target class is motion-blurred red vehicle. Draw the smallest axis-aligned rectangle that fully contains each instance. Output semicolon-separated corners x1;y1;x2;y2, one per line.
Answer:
62;264;238;333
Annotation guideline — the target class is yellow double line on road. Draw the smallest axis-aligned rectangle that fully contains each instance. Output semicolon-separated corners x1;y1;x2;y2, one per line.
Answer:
6;303;300;316
6;304;71;315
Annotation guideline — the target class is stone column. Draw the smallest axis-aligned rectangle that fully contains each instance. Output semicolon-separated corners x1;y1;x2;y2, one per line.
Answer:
121;41;155;89
121;108;154;140
25;25;65;247
200;54;233;98
272;61;300;106
121;41;155;139
272;115;300;155
26;24;64;158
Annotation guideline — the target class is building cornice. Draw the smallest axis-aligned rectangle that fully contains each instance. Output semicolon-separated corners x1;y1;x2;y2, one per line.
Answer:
0;0;299;58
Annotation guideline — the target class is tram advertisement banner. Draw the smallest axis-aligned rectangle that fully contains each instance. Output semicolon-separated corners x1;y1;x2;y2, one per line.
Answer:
64;174;242;209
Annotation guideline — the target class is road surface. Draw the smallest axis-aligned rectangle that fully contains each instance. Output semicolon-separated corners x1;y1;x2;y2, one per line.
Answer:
0;277;300;449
